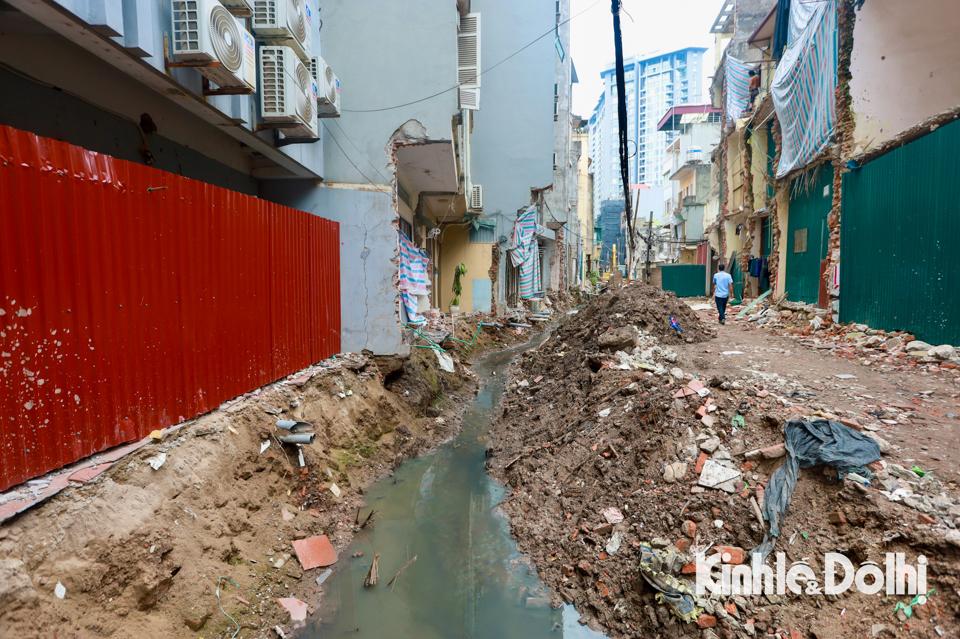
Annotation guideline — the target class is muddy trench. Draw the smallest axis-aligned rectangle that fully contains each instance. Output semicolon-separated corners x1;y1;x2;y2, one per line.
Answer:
312;332;607;638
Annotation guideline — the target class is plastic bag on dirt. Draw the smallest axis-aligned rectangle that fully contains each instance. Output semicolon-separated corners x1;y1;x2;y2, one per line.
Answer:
753;419;881;560
637;542;701;623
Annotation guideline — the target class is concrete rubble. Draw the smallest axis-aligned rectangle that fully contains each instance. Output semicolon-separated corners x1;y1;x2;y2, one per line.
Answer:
489;283;959;639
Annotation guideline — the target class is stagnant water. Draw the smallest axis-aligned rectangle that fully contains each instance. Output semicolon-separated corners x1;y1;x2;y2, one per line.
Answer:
311;339;607;639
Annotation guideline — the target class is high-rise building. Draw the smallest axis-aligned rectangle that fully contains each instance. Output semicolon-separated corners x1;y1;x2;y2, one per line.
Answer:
589;47;706;216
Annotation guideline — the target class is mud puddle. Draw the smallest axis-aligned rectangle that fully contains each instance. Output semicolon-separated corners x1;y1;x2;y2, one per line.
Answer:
310;338;606;638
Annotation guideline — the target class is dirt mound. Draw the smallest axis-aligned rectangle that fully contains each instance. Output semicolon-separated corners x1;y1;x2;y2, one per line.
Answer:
573;283;712;348
489;288;959;638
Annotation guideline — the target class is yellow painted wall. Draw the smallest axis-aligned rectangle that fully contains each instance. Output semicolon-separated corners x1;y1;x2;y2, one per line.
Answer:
437;224;493;313
751;127;768;207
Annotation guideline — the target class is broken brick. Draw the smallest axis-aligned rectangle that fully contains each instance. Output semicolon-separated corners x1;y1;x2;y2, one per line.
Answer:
828;510;847;526
681;520;697;538
695;451;709;474
681;561;697;574
697;614;717;629
714;546;746;565
918;513;937;525
674;538;691;552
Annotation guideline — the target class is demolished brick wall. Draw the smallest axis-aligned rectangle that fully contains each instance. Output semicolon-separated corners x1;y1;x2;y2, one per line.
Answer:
740;130;755;279
825;0;857;318
768;119;784;293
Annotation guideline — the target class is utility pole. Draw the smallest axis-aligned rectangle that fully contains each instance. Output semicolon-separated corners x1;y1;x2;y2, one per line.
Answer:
644;211;653;284
610;0;634;279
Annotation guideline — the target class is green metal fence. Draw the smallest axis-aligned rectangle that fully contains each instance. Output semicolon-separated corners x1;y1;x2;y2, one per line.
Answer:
785;166;833;305
661;264;706;298
840;119;960;345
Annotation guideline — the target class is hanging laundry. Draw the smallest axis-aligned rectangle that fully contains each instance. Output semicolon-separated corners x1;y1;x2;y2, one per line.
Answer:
509;206;542;300
724;56;754;122
398;231;430;324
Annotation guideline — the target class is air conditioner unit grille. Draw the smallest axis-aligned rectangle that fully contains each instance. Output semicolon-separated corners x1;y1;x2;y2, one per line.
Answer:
253;0;277;26
470;184;483;210
172;0;201;52
261;49;284;113
209;4;243;72
287;0;308;45
295;60;314;123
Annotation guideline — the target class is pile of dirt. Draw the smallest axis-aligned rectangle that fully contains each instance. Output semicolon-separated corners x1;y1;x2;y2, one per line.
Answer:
0;323;527;638
489;282;960;639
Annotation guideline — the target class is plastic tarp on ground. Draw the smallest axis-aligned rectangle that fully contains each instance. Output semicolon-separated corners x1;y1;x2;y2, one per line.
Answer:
771;0;838;177
753;419;881;559
398;231;431;324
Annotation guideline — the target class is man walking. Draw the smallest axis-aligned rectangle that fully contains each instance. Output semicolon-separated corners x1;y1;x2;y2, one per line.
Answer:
712;264;734;325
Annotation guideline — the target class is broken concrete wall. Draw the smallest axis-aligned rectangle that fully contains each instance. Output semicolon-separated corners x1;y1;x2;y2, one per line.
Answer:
848;0;960;157
261;182;405;356
318;0;459;185
471;0;555;306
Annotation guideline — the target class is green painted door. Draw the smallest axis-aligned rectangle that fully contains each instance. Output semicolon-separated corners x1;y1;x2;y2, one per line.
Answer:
840;119;960;344
785;167;833;304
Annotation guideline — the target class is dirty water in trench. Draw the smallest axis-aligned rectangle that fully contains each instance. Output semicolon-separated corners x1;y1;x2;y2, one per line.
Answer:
311;337;607;639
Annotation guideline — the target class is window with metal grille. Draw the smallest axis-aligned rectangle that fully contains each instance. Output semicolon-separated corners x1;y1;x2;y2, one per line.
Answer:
469;223;495;244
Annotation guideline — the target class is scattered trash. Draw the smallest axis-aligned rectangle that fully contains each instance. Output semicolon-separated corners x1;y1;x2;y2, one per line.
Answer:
216;576;242;638
292;535;338;570
148;429;164;441
601;507;624;524
911;465;926;477
297;447;306;468
364;553;380;587
669;315;683;336
834;373;857;380
605;531;623;555
259;441;271;454
315;568;333;586
145;452;167;471
598;408;611;418
278;433;316;445
754;419;881;559
277;597;309;624
730;415;745;429
276;419;312;431
721;350;745;356
637;542;700;623
434;349;455;373
698;460;741;492
54;581;66;599
893;590;935;619
328;482;342;498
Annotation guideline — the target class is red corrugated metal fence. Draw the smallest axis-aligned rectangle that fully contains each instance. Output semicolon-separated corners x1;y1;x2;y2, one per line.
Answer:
0;125;340;491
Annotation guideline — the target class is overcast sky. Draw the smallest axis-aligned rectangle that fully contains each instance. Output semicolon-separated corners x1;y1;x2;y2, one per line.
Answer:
570;0;726;117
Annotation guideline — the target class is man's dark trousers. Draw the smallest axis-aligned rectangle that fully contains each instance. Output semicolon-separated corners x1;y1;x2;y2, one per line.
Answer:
715;296;729;323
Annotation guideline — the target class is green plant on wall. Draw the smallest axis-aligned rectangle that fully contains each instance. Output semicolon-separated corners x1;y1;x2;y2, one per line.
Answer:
588;270;599;287
451;262;467;307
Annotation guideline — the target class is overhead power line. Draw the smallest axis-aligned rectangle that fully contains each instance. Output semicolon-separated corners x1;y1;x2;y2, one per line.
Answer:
342;0;605;113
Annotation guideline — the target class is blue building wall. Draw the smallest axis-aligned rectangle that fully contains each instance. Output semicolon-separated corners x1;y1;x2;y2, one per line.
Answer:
471;0;556;303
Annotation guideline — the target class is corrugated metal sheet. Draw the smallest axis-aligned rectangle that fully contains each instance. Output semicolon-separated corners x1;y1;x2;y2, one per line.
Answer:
660;264;706;298
785;166;832;304
0;125;340;491
840;119;960;344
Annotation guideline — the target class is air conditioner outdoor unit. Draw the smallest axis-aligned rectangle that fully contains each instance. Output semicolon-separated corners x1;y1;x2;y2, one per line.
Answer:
309;56;342;118
252;0;311;64
259;45;318;139
220;0;253;17
171;0;256;92
470;184;483;211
